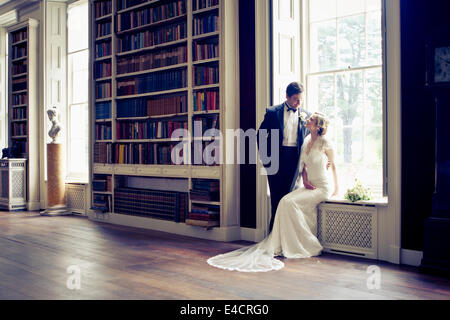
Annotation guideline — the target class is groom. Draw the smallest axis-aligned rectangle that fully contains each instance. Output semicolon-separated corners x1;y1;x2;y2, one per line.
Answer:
257;82;311;232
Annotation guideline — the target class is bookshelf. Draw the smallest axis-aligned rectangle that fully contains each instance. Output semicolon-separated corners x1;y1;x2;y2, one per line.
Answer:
7;19;39;211
89;0;239;241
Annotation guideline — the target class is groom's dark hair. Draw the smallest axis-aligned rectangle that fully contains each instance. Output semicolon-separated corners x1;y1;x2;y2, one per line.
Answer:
286;82;304;97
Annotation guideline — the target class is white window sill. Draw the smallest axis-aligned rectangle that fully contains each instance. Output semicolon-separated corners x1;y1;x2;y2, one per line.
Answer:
324;196;388;207
65;178;88;184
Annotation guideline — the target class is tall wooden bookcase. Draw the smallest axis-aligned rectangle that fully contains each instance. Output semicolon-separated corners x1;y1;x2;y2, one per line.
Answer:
7;18;40;211
89;0;240;241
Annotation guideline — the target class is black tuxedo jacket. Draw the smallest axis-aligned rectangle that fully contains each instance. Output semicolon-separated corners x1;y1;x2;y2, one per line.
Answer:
257;103;311;190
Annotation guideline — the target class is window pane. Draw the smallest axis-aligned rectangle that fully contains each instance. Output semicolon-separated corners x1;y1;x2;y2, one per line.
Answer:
310;21;337;72
69;50;89;105
336;0;365;17
367;11;382;66
337;14;365;69
308;74;335;116
309;0;336;23
69;103;89;178
68;1;88;53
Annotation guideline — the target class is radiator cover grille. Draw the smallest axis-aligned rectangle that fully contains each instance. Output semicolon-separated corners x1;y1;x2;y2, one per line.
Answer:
318;203;377;259
66;184;87;214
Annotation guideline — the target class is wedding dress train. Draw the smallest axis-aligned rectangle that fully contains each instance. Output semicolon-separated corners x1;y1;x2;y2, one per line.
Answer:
207;135;333;272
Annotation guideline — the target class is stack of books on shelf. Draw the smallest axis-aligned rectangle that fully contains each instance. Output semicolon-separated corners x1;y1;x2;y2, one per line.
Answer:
117;0;186;32
190;179;219;201
116;94;188;117
186;203;219;228
95;41;111;58
193;12;218;36
96;82;112;99
116;119;187;139
94;0;112;18
94;142;113;163
95;102;112;119
193;0;219;11
193;89;219;111
193;64;219;86
95;123;112;140
114;187;187;222
92;176;112;192
94;61;112;78
114;142;185;165
192;114;219;137
117;45;187;74
92;194;112;212
96;21;111;38
116;68;187;96
117;22;187;53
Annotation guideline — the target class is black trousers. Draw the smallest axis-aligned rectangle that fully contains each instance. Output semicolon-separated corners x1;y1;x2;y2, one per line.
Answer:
267;146;299;232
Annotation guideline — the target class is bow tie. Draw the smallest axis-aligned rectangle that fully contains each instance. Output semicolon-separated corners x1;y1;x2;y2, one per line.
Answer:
286;105;297;113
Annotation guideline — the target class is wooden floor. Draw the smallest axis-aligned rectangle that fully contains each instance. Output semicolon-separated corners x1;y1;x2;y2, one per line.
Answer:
0;211;449;300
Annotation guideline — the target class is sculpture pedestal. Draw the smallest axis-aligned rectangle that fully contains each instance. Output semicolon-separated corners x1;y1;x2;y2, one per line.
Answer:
41;143;70;216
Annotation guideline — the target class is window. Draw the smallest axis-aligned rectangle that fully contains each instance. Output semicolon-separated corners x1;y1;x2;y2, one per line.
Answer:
304;0;384;197
67;0;89;181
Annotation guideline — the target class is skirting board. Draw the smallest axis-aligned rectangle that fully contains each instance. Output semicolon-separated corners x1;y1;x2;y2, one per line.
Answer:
401;249;423;267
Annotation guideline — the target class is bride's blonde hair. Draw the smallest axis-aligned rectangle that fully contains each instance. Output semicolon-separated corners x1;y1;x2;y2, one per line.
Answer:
310;112;329;136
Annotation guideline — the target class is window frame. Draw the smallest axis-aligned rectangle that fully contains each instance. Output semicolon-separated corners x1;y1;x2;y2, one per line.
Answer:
66;0;89;183
300;0;388;198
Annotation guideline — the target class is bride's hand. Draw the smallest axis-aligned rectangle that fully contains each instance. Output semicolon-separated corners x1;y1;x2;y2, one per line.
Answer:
303;179;316;190
331;189;339;197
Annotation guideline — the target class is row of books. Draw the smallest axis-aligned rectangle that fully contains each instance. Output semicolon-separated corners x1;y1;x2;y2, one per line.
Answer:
13;140;27;155
12;123;27;136
96;21;112;38
12;107;27;120
92;175;112;192
96;82;112;99
193;65;219;86
193;14;218;36
95;123;112;140
114;187;187;222
117;0;186;32
117;22;187;53
92;194;111;212
193;114;219;137
11;29;27;43
116;68;187;96
12;78;27;92
187;203;220;227
12;93;27;105
94;0;112;19
116;45;187;75
190;179;220;201
95;41;112;58
193;41;218;61
94;141;219;165
116;120;188;139
117;95;187;118
193;89;219;111
12;62;27;75
192;0;219;11
11;46;27;60
116;0;148;11
95;61;112;79
114;142;185;165
95;102;112;119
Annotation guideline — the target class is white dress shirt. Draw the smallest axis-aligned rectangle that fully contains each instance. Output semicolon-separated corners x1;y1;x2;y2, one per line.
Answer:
282;102;299;147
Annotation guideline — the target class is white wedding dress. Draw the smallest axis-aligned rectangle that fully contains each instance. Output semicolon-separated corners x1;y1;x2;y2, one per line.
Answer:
207;135;333;272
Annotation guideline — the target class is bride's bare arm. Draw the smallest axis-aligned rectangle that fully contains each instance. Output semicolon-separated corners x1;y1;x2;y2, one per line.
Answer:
325;148;339;197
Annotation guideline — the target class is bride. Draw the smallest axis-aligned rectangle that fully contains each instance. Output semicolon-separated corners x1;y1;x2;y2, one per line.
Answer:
207;112;339;272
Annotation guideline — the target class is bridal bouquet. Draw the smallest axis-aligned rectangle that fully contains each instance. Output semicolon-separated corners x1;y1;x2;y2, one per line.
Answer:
344;179;372;202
